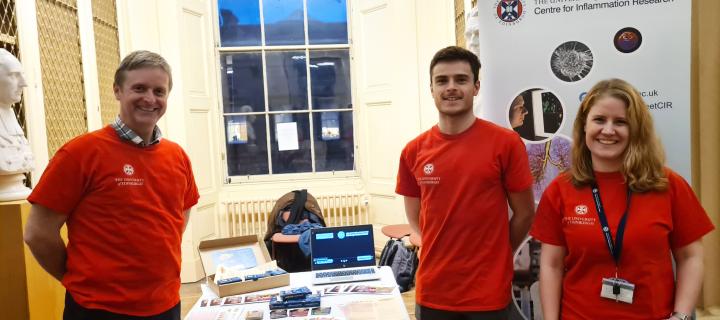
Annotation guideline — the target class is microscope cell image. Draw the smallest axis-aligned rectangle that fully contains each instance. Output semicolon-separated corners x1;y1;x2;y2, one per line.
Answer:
551;41;593;82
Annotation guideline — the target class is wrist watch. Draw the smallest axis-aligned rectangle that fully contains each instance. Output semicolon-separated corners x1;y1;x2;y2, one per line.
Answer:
671;311;690;320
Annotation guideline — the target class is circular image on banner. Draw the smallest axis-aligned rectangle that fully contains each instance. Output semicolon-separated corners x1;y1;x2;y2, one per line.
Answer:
579;91;588;102
614;27;642;53
496;0;525;23
550;41;594;82
512;237;542;320
509;88;565;142
526;134;572;202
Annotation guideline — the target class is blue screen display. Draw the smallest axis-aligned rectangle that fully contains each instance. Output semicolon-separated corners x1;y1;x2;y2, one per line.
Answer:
311;224;375;270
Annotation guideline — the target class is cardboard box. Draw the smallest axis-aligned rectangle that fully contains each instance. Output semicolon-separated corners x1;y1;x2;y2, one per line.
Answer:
198;235;290;297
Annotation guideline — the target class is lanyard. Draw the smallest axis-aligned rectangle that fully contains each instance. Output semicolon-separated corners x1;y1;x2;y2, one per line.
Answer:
590;183;632;267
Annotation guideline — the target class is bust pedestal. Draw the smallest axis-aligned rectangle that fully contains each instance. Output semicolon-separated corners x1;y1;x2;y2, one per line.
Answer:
0;200;65;319
0;173;31;201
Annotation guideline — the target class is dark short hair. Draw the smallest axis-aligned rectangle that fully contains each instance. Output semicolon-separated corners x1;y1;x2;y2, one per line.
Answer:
429;46;481;83
113;50;173;90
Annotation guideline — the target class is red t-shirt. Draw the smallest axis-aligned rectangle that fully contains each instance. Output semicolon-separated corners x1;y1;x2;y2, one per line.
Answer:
530;170;714;319
396;118;533;311
28;126;199;316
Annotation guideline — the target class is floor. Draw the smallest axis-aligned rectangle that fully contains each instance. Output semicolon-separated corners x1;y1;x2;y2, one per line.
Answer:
179;281;417;319
402;288;417;319
179;279;203;318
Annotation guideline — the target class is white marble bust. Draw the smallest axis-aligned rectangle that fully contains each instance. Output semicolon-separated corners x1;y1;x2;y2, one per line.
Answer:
0;49;33;201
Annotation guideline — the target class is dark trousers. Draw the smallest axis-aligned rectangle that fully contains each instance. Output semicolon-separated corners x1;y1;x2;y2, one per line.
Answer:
416;303;510;320
64;292;180;320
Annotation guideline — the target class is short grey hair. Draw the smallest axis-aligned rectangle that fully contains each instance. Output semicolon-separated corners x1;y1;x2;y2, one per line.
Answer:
113;50;172;90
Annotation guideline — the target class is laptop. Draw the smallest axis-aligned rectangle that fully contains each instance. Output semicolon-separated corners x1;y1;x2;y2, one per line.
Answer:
310;224;381;285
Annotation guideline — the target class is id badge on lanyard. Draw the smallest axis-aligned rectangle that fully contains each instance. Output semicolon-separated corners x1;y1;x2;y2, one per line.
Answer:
591;183;635;304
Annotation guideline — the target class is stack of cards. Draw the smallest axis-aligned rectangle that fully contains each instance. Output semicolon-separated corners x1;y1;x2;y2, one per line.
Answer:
322;284;396;295
269;294;320;310
279;286;312;300
269;286;321;310
244;309;263;320
214;261;287;284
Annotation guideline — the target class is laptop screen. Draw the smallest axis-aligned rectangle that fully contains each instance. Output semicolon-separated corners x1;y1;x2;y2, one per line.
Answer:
310;224;376;271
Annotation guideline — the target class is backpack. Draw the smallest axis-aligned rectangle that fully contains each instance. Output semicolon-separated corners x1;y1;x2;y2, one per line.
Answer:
263;189;326;273
378;237;418;293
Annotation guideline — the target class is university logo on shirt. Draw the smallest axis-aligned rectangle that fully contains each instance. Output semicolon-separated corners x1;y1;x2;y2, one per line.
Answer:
563;203;596;226
123;164;134;176
116;163;144;186
423;163;434;175
574;205;588;215
418;163;440;185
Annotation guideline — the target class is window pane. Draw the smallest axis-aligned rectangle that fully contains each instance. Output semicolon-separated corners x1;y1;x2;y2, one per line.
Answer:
263;0;305;45
270;113;311;174
220;52;265;113
266;50;308;112
313;111;354;171
225;115;269;176
310;49;352;110
218;0;261;46
307;0;348;44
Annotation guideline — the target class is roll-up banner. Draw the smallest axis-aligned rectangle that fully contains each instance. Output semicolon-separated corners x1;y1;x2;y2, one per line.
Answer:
477;0;691;204
476;2;690;319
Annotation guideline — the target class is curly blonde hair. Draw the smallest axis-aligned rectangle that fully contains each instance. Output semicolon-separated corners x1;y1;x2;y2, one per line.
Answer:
570;78;667;192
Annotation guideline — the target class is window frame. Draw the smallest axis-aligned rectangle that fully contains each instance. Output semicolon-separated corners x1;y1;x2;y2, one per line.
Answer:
212;0;358;183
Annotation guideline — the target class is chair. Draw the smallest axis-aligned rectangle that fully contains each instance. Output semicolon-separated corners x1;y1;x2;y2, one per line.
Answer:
381;224;422;248
263;190;326;272
379;224;421;292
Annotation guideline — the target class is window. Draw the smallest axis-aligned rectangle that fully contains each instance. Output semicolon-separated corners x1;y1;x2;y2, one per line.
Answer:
217;0;354;178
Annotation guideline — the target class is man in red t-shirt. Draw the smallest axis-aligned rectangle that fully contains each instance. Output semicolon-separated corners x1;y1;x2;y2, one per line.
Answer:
396;46;535;319
24;51;199;319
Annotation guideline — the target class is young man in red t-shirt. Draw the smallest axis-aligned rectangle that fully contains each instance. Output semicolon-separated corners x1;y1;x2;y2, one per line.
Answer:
396;46;535;319
24;51;199;319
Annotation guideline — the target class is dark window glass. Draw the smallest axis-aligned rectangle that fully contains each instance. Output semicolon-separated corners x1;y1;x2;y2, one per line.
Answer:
270;113;312;174
266;50;308;112
307;0;348;44
220;52;265;113
218;0;261;46
313;111;354;171
263;0;305;45
310;49;352;110
225;114;269;175
218;0;353;177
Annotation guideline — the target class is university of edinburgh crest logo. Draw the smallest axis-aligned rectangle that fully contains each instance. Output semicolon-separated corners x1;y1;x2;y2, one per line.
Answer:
575;205;588;215
423;163;434;175
123;164;135;176
494;0;525;25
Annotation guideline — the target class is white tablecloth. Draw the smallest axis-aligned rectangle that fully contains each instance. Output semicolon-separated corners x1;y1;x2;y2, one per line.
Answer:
184;266;409;320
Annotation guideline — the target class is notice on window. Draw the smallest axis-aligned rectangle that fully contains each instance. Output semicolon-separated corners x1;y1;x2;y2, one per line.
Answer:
227;120;248;144
276;122;299;151
321;113;340;141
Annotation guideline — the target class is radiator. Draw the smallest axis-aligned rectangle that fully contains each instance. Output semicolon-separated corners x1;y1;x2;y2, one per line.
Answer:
219;193;369;238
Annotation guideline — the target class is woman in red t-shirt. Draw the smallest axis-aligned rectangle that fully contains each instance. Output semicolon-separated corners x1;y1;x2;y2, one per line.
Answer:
530;78;714;320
